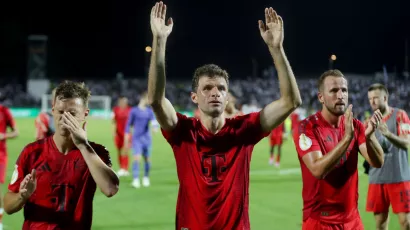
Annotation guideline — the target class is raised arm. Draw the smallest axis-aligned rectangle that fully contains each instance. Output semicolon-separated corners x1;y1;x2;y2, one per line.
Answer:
147;1;178;132
377;110;410;150
258;8;302;133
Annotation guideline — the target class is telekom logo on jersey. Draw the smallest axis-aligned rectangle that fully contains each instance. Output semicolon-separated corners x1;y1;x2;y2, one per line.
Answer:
201;153;227;183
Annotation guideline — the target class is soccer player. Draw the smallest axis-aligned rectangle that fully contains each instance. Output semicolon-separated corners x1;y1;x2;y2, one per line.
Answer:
35;89;56;140
224;92;243;118
0;103;19;230
269;121;285;166
293;69;384;229
124;92;155;188
148;2;302;229
365;83;410;230
3;81;119;229
112;96;131;176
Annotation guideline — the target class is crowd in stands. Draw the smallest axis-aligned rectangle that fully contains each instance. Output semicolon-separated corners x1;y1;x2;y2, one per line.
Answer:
1;70;409;121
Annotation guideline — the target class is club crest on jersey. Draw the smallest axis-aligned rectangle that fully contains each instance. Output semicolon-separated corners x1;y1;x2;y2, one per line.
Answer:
400;123;410;133
299;133;312;151
10;165;18;185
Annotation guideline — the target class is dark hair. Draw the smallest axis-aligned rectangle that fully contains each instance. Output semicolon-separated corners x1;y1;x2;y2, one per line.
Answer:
54;80;91;107
317;69;345;91
191;64;229;92
368;83;389;97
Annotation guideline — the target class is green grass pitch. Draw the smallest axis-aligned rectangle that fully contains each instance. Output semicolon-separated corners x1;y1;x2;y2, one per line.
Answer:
1;118;401;229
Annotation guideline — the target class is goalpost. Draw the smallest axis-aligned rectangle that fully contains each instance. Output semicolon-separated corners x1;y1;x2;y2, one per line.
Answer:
41;94;112;119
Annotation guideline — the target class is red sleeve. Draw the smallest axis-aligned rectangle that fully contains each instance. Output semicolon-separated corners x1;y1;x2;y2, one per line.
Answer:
4;107;16;129
8;146;30;193
92;143;112;167
293;120;321;158
397;110;410;136
240;112;271;143
160;113;189;144
354;119;367;146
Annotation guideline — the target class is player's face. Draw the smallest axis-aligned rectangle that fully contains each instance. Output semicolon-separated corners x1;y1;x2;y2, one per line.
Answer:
318;76;348;116
118;98;128;108
368;89;387;112
191;76;228;117
52;97;89;137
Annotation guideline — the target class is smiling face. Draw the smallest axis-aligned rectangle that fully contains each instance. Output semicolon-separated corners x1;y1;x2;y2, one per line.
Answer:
191;75;229;117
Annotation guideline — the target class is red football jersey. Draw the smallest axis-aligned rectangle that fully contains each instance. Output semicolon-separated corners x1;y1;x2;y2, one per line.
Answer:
290;112;300;132
293;111;366;224
8;137;112;230
0;105;16;152
270;122;285;139
113;106;131;136
161;112;269;229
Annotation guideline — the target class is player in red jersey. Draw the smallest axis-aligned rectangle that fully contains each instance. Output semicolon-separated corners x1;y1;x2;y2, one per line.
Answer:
3;81;119;230
0;102;19;229
290;110;301;135
224;92;243;118
148;2;302;229
35;89;56;140
112;96;131;176
293;69;384;230
269;122;286;166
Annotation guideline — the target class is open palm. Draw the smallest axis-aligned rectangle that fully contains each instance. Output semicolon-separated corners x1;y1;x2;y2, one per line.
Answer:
150;1;173;38
258;8;284;48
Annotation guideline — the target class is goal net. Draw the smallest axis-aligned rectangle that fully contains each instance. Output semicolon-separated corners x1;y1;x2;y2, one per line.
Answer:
41;94;112;119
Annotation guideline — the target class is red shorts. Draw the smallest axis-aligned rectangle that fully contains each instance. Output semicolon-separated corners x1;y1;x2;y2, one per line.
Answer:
115;135;131;150
0;151;7;184
366;182;410;213
270;135;283;146
302;216;363;230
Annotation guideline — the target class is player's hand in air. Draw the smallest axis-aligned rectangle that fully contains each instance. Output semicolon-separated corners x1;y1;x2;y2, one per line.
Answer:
150;1;173;39
366;109;383;136
19;169;36;200
258;7;284;49
61;112;88;147
344;105;354;139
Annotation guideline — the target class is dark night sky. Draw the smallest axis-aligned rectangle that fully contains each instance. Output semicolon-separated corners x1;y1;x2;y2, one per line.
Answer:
1;0;409;81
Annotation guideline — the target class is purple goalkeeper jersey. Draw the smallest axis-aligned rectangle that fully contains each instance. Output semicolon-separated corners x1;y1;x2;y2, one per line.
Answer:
125;106;155;145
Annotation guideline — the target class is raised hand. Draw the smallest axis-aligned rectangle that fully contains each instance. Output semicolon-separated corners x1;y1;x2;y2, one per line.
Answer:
258;7;284;48
344;105;354;138
366;109;383;136
61;112;88;147
378;122;389;136
19;169;36;200
150;1;173;39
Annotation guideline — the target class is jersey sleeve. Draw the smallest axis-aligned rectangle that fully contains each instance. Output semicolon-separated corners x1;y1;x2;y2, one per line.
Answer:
397;110;410;136
160;112;187;144
293;121;321;158
8;146;30;193
238;112;270;144
355;119;367;146
92;143;112;167
4;107;16;129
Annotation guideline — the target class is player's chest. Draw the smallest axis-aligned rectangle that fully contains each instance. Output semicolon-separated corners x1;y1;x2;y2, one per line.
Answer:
315;128;357;167
34;156;89;186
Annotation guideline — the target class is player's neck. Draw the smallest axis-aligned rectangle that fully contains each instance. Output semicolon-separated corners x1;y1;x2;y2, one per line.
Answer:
52;134;76;154
321;108;341;127
381;106;390;117
138;103;146;110
200;114;226;134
